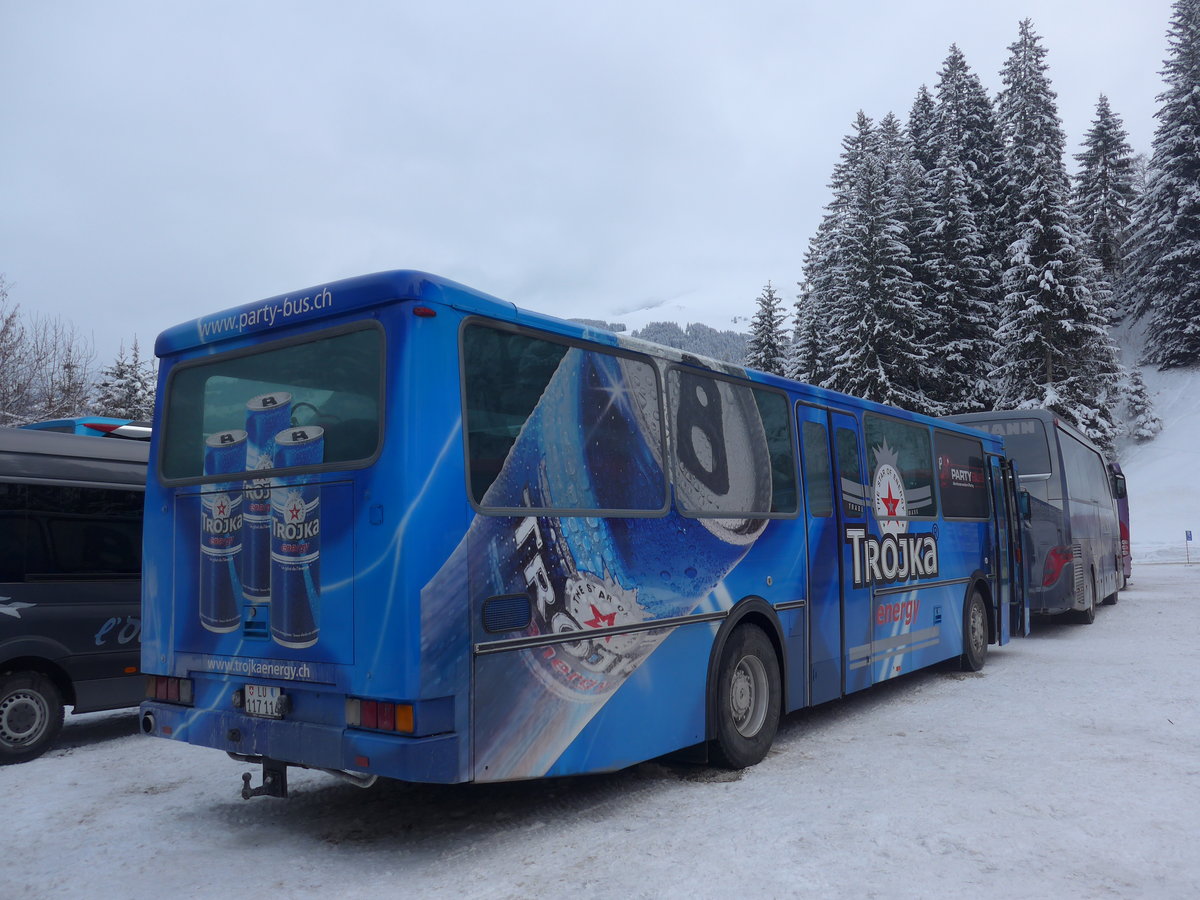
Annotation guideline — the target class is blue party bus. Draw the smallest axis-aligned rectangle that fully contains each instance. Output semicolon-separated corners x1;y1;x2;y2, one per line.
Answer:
139;270;1026;797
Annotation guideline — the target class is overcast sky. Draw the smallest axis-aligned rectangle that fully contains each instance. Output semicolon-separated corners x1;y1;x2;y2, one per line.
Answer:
0;1;1178;364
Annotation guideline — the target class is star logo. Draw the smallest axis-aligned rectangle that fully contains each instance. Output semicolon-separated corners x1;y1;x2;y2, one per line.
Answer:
871;441;908;536
584;603;618;638
880;484;901;517
287;499;304;522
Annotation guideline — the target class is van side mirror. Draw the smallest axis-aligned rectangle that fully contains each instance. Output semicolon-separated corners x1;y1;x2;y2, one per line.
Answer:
1018;490;1032;521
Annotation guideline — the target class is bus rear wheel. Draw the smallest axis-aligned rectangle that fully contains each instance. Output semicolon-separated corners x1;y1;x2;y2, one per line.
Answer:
0;671;64;765
711;624;781;770
1075;574;1097;625
960;590;988;672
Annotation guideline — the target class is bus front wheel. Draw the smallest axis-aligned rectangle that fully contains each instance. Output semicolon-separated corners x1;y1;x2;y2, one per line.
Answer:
960;590;988;672
711;624;781;770
0;671;65;765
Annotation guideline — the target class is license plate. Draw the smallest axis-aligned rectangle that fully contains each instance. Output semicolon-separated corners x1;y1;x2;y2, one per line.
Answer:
244;683;285;719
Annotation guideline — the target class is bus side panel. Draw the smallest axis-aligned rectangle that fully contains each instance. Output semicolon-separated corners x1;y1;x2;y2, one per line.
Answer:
868;526;968;682
543;620;717;777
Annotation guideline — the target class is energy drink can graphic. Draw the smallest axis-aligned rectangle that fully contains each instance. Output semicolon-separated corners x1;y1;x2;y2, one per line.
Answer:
269;426;324;648
200;429;248;633
422;349;772;780
243;392;292;604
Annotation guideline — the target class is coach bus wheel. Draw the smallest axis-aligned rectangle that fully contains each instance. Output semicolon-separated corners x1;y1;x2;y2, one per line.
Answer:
960;590;988;672
711;624;781;769
1076;574;1097;625
0;671;65;765
1103;562;1120;605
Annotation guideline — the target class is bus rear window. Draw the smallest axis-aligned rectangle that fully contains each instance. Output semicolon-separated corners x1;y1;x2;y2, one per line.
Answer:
980;418;1052;476
160;325;383;481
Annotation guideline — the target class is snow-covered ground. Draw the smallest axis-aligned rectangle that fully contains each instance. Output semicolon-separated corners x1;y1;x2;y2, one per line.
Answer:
6;563;1198;898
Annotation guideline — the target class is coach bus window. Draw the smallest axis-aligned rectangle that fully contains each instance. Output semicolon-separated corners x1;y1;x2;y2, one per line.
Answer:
934;431;990;520
989;418;1052;476
1059;434;1110;506
161;325;382;481
462;324;667;512
800;421;833;518
864;415;937;519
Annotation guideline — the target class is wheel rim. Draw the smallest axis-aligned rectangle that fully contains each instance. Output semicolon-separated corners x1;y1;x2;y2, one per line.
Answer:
0;689;49;747
729;654;769;738
969;599;987;656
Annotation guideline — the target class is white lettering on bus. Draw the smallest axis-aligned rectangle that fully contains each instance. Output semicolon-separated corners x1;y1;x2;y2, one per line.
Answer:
844;526;939;589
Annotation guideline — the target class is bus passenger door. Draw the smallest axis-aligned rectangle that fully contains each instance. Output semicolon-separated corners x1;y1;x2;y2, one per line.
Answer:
796;405;841;706
1001;457;1029;637
986;454;1013;645
831;414;873;695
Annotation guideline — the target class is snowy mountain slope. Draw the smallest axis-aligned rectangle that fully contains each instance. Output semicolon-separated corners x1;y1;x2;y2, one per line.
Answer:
1109;311;1199;562
1117;361;1200;563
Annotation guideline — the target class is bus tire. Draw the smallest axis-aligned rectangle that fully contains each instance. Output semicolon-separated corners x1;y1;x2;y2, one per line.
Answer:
711;624;781;770
960;590;988;672
1103;562;1120;605
0;671;65;765
1076;574;1097;625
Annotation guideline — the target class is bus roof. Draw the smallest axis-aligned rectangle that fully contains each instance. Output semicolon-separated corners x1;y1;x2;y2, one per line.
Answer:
948;409;1106;456
0;426;148;487
154;269;1003;448
154;270;517;357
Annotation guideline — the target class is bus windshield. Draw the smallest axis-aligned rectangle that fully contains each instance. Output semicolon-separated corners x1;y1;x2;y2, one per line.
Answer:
160;324;383;481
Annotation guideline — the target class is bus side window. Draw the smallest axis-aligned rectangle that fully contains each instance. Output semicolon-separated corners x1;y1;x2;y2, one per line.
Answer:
934;431;990;519
751;388;798;515
800;421;833;518
835;426;864;519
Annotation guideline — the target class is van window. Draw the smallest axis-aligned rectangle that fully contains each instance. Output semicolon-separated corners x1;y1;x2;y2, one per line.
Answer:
0;483;142;581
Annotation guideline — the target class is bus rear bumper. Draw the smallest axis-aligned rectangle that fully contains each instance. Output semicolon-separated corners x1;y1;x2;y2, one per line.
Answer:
140;700;465;784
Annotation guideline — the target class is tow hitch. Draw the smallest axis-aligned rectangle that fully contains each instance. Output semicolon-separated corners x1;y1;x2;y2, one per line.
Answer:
240;757;289;799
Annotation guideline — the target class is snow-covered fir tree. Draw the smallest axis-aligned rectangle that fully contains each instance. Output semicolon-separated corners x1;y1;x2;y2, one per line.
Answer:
877;112;944;408
1072;95;1137;290
921;145;996;413
818;113;934;412
94;337;156;420
786;279;823;383
907;86;940;173
1122;0;1200;368
931;45;1008;320
790;115;880;386
1121;366;1163;441
992;20;1123;449
745;282;788;375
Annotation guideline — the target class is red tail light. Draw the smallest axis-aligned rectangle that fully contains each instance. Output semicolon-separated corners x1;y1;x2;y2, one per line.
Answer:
346;697;414;734
146;675;194;705
1042;546;1073;587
